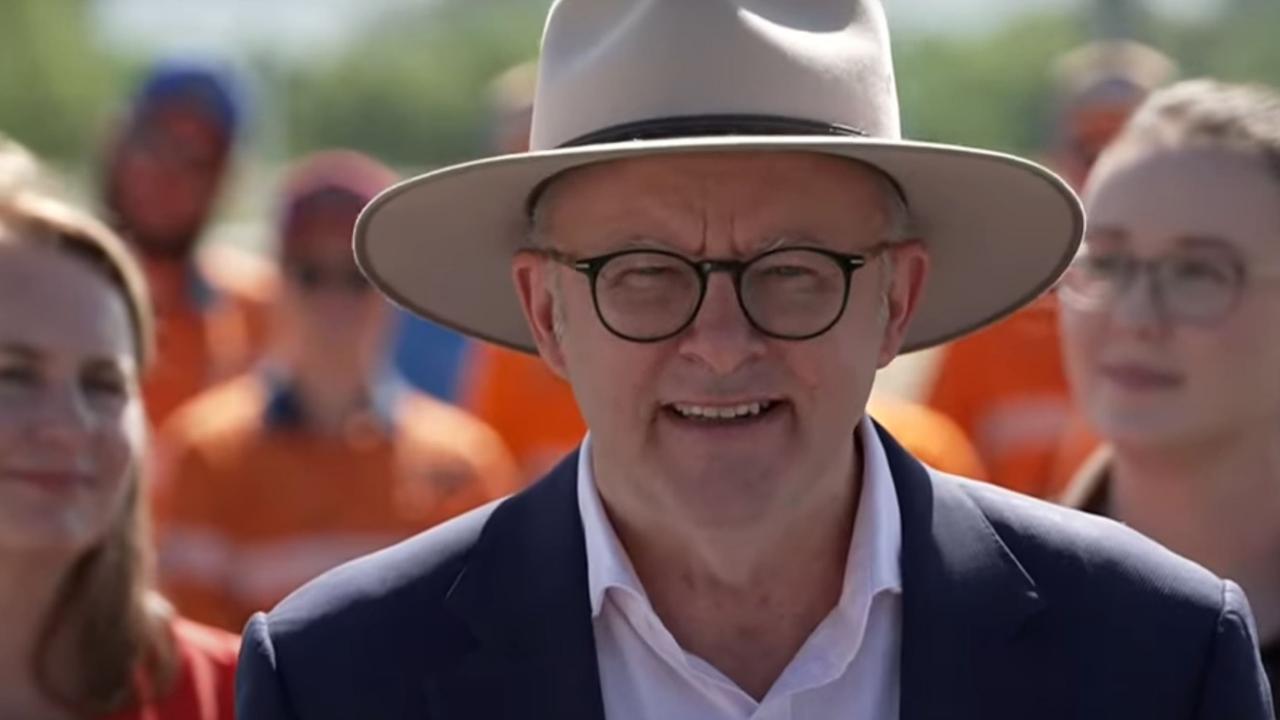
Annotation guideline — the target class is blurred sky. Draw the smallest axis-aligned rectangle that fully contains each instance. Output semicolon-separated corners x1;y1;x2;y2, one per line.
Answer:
93;0;1225;60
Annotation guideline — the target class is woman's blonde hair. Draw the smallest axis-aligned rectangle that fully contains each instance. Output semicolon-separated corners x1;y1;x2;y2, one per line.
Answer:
0;138;176;717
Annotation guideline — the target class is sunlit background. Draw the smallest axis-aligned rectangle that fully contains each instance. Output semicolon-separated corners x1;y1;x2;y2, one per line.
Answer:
7;0;1275;396
10;0;1278;172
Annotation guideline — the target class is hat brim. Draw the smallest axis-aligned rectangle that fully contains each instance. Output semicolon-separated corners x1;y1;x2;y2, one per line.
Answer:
355;136;1083;354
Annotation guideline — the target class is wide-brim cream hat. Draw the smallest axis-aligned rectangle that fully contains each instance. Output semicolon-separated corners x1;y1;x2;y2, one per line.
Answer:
356;0;1084;353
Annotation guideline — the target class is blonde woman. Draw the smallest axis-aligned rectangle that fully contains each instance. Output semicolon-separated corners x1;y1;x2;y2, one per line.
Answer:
1059;79;1280;705
0;147;236;719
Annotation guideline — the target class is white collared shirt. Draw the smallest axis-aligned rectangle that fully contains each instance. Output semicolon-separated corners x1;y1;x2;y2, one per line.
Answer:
577;417;903;720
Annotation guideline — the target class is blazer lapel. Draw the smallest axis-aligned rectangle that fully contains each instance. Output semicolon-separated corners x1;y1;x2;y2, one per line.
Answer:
427;452;607;720
427;429;1048;720
881;424;1047;720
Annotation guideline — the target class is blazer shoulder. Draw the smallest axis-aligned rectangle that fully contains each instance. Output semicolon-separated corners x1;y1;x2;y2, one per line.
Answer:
262;497;502;658
942;471;1225;612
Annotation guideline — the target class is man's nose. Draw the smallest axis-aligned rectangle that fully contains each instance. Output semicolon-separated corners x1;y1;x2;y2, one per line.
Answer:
675;272;766;374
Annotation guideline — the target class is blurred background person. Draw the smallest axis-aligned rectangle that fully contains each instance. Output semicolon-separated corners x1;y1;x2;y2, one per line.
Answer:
1047;41;1181;190
455;60;589;481
100;59;277;426
152;150;518;632
1057;79;1280;704
384;64;547;402
0;148;236;719
922;40;1177;497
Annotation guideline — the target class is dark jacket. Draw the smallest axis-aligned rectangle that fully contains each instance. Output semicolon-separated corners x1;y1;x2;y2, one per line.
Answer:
237;426;1274;719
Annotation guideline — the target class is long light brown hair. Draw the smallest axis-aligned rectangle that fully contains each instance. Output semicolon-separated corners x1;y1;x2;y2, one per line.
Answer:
0;165;177;716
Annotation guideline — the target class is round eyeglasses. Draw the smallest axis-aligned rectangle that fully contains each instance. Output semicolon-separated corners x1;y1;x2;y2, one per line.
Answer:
1057;247;1261;325
530;245;889;342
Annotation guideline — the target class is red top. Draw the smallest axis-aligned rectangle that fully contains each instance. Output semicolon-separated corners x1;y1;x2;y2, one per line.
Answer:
103;618;238;720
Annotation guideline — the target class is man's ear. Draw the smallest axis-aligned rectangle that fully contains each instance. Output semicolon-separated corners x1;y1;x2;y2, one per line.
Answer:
877;240;930;368
512;252;570;378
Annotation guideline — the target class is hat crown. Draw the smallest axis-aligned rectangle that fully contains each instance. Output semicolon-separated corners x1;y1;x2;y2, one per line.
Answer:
531;0;901;150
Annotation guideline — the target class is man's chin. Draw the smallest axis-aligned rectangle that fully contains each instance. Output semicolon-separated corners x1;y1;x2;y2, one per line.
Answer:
653;458;794;521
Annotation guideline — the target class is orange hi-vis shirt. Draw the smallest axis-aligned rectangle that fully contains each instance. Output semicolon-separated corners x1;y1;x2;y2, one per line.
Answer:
925;294;1076;497
152;371;518;632
104;617;238;720
142;246;276;427
868;396;988;480
460;343;586;482
1045;410;1103;499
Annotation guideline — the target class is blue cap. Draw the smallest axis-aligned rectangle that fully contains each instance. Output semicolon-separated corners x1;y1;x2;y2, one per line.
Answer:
131;60;246;140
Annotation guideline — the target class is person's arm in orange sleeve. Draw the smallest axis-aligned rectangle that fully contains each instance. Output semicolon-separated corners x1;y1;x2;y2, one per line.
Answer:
464;418;522;498
199;242;280;381
870;398;988;480
457;342;522;451
922;342;982;445
150;431;246;633
907;407;988;480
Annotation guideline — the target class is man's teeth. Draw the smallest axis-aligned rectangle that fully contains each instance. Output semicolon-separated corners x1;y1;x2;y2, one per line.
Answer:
671;401;772;420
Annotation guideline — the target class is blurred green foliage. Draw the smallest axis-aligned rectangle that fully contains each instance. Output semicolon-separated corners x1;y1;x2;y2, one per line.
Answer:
2;0;1279;172
0;0;124;165
896;13;1087;154
282;0;548;167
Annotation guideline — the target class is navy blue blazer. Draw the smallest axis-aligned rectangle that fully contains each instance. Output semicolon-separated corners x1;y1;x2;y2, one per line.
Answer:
237;426;1274;719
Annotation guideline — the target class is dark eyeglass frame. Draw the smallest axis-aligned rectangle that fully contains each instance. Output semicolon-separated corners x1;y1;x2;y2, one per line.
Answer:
528;244;891;342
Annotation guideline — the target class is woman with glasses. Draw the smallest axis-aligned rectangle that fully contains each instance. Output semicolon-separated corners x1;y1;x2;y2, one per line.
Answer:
1057;79;1280;702
0;144;235;719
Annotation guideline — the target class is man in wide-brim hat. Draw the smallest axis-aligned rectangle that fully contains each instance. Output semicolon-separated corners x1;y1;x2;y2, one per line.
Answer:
237;1;1273;717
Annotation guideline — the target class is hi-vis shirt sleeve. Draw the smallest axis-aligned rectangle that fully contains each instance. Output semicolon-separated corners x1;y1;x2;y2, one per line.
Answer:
151;431;247;632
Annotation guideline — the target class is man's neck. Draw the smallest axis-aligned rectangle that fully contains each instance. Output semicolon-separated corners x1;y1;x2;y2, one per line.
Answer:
597;440;862;700
1110;424;1280;640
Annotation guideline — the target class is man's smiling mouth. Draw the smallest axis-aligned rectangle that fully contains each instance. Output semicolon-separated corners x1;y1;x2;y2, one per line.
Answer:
664;400;783;422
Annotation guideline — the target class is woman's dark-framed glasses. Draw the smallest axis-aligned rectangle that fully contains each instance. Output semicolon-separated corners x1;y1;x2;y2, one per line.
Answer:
530;245;888;342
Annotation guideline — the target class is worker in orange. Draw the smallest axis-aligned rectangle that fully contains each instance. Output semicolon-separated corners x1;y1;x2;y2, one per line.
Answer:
923;41;1176;497
458;61;590;480
152;150;518;632
101;60;276;426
